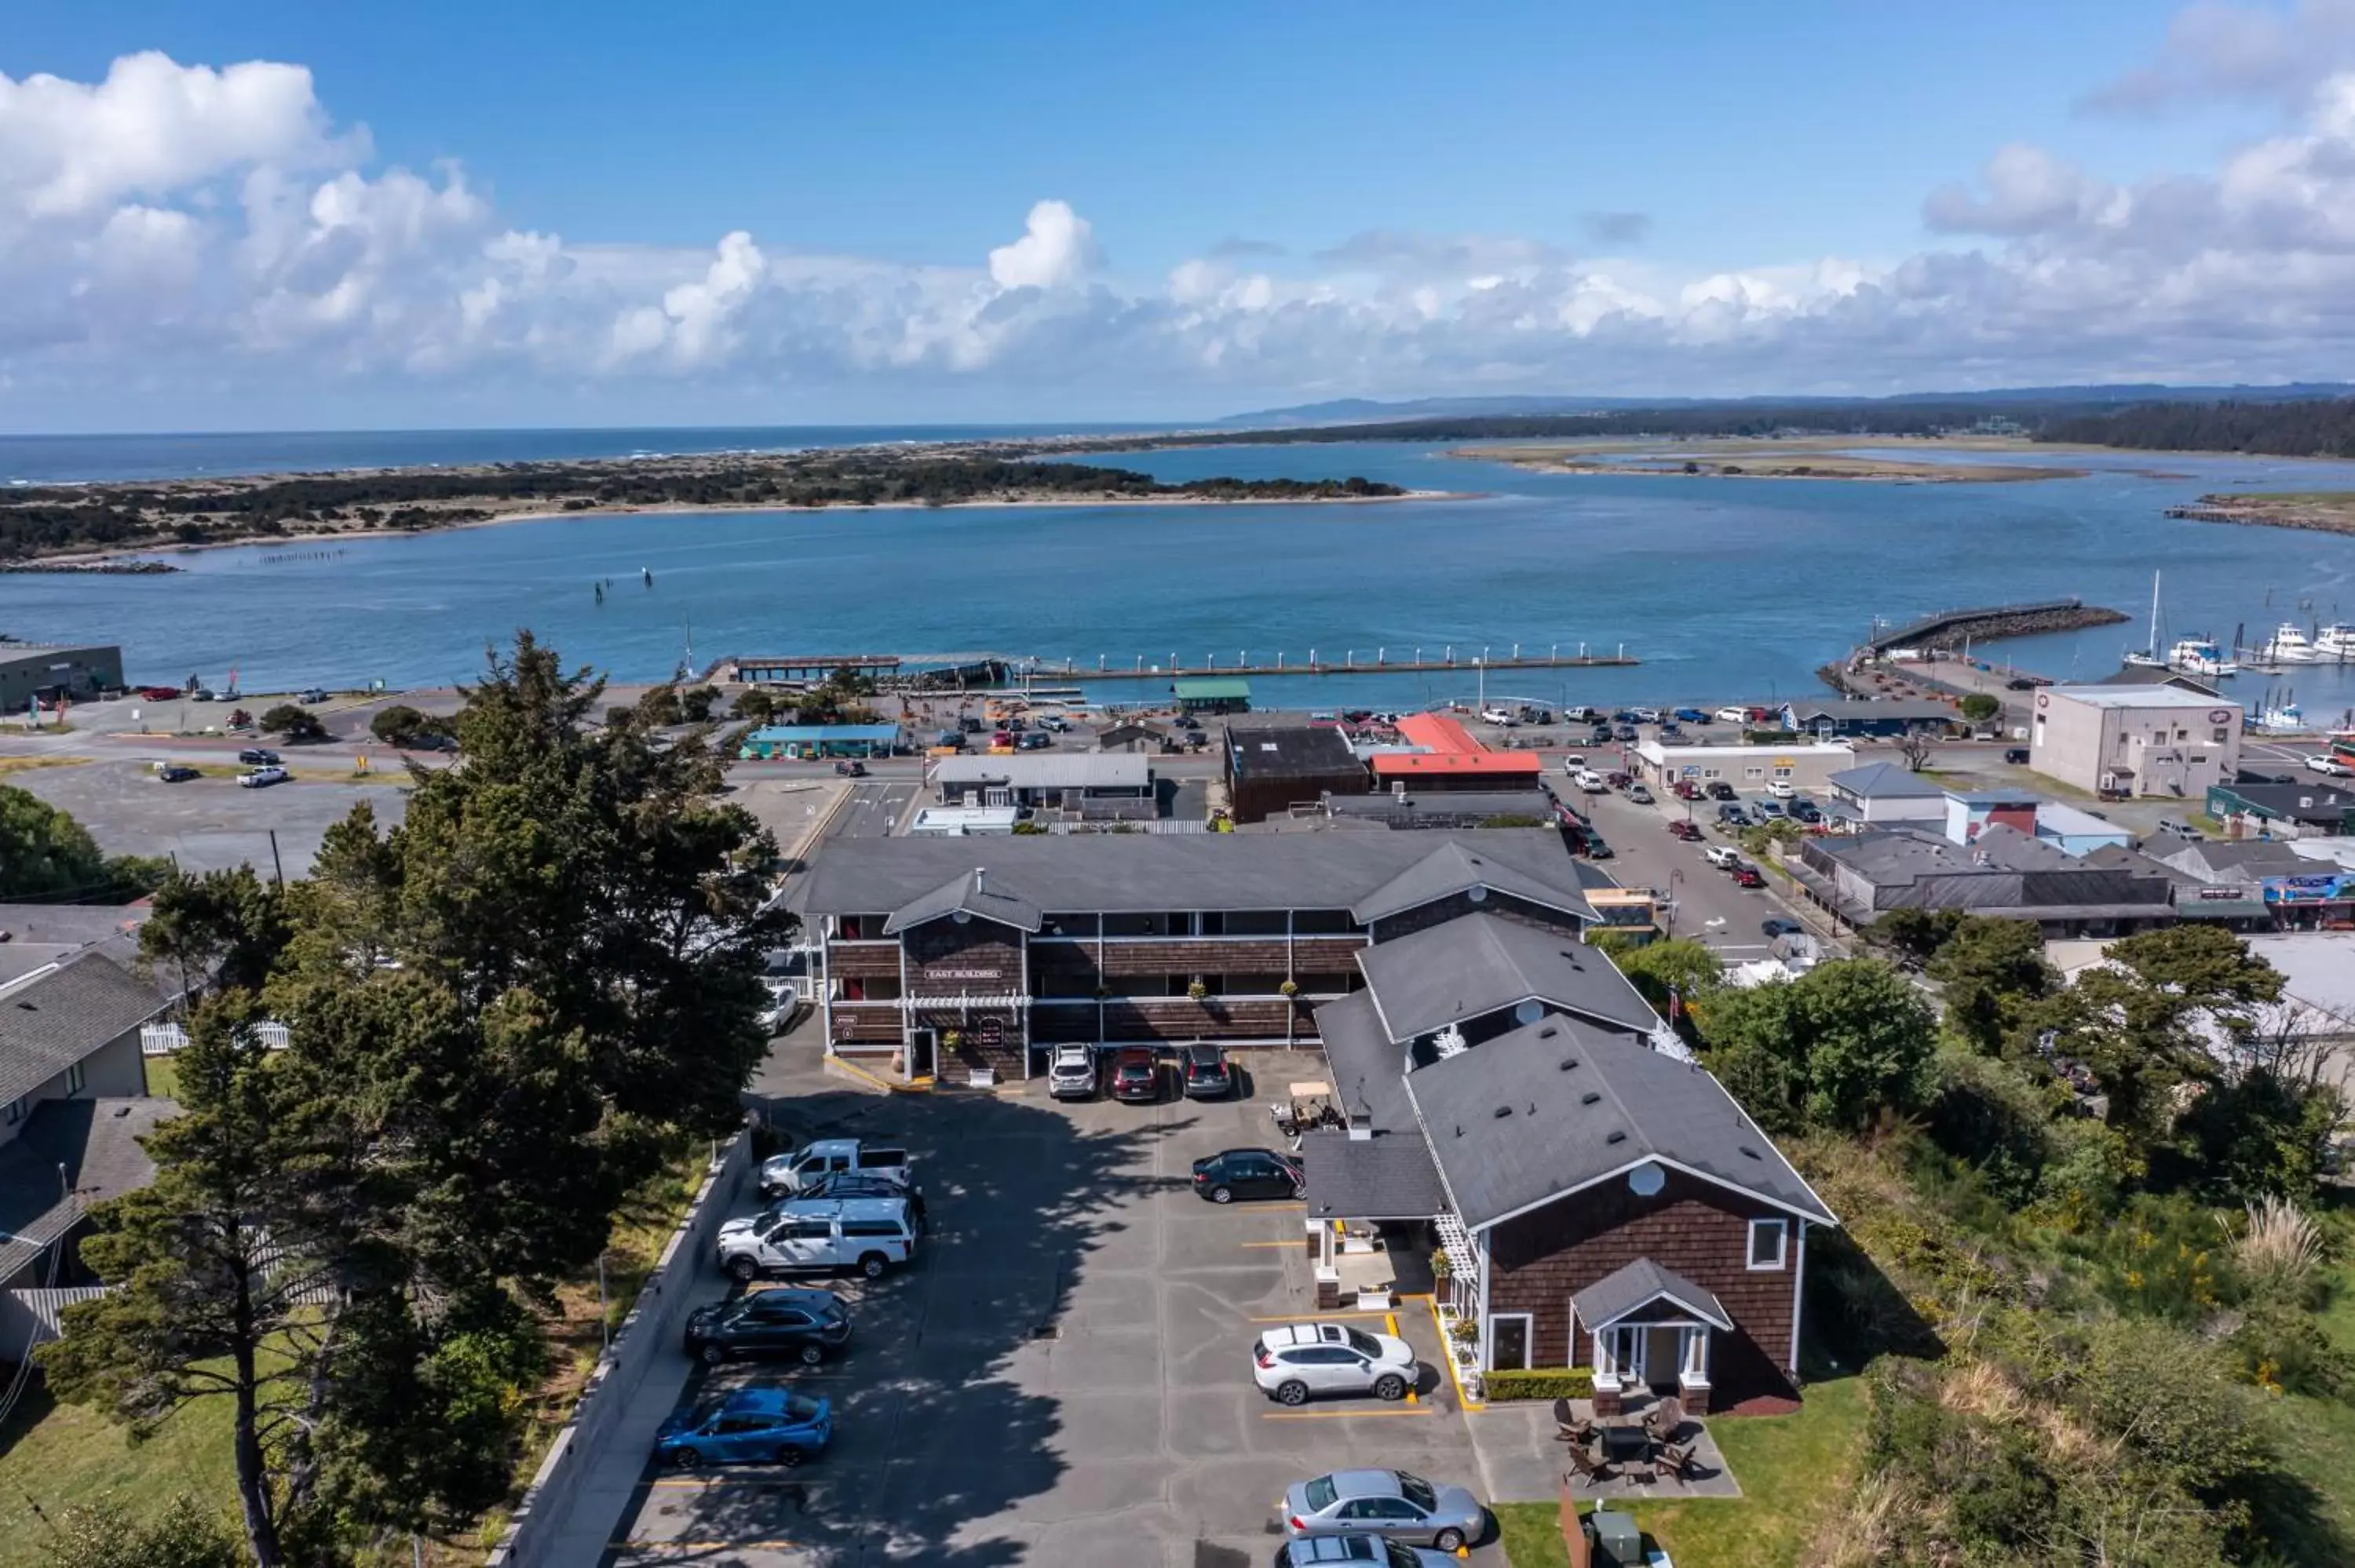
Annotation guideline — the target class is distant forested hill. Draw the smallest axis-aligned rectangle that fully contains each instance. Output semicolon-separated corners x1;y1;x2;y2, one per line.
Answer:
2037;398;2355;458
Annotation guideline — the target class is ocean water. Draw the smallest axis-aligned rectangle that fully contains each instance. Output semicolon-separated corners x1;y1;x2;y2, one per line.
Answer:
8;436;2355;723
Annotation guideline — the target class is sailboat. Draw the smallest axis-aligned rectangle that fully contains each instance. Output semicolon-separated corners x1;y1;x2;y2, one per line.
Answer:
2121;571;2165;669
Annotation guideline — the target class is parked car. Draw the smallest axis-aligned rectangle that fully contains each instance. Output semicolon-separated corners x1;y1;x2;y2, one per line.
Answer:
1659;723;1684;739
759;1138;911;1200
237;766;289;788
1192;1147;1302;1204
1604;770;1632;789
1252;1322;1419;1406
1624;783;1654;804
1017;732;1055;750
236;747;280;766
715;1196;916;1282
2305;753;2353;777
1762;917;1806;939
190;688;217;702
1670;779;1700;800
1629;707;1662;724
1716;803;1750;826
1714;706;1749;724
137;685;181;702
1703;844;1743;869
1754;799;1787;819
1764;779;1795;798
1789;800;1823;824
1705;781;1737;800
1048;1045;1097;1099
1173;715;1203;730
1560;754;1585;773
1478;708;1517;727
1672;707;1709;724
156;763;200;783
790;1172;915;1208
2005;677;2038;691
1667;819;1703;841
2153;819;2204;841
1282;1469;1485;1552
299;687;330;704
655;1386;831;1469
682;1288;851;1367
1109;1048;1162;1103
1573;769;1607;793
1272;1537;1459;1568
1612;724;1639;742
1181;1043;1234;1099
2004;747;2031;764
1588;726;1613;746
1036;715;1072;732
1731;864;1766;888
991;730;1014;748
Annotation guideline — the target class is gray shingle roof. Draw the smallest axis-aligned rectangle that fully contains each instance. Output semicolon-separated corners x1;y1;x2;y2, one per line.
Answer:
1827;763;1945;800
930;753;1151;791
1225;725;1363;782
1351;841;1597;924
0;1096;173;1283
1313;991;1416;1134
1572;1257;1733;1331
880;870;1044;935
1299;1128;1448;1221
1358;913;1659;1041
798;830;1593;921
1403;1015;1834;1229
0;953;171;1108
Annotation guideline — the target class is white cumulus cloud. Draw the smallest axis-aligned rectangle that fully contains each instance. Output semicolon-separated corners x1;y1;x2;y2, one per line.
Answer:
986;199;1099;290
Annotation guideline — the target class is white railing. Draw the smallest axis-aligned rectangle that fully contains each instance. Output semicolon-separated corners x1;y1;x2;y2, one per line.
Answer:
141;1020;290;1055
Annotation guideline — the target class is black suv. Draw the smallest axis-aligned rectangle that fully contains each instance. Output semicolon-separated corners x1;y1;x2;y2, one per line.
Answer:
1705;781;1738;800
1191;1148;1302;1204
237;747;280;766
682;1288;851;1366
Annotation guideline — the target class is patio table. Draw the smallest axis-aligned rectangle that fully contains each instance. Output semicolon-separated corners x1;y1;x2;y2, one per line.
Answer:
1599;1421;1652;1468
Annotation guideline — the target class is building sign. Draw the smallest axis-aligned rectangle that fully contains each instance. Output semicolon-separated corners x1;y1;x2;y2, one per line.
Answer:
930;967;1004;980
2207;709;2233;724
977;1017;1005;1046
2264;873;2353;903
2194;884;2252;900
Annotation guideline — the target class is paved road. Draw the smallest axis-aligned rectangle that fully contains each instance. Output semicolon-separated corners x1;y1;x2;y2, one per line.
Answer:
823;782;917;841
1561;782;1829;959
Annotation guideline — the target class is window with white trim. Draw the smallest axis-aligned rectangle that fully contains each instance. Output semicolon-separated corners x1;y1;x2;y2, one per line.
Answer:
1486;1313;1532;1371
1747;1216;1787;1270
67;1060;86;1095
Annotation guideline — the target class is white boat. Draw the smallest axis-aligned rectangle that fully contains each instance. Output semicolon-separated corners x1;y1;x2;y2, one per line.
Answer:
2167;637;2239;677
2264;622;2320;663
2312;623;2355;661
2122;571;2166;668
2255;701;2307;731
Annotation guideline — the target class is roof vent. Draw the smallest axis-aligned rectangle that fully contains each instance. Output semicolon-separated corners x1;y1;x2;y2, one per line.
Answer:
1605;1129;1628;1145
1557;1057;1579;1071
1493;1104;1513;1119
1580;1091;1602;1107
1536;1025;1561;1041
1739;1144;1764;1160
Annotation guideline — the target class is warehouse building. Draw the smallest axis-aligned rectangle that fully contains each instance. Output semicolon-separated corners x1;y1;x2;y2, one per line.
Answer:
1223;724;1367;823
0;642;122;709
2028;686;2242;799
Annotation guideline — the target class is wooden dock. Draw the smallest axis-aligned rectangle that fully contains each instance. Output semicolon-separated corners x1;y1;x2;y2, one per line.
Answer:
1021;651;1639;682
711;647;1639;687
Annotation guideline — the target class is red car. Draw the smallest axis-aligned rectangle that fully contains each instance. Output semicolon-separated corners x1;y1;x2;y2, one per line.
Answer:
1667;819;1703;841
137;686;181;702
1108;1048;1162;1103
1731;865;1766;888
1670;779;1700;800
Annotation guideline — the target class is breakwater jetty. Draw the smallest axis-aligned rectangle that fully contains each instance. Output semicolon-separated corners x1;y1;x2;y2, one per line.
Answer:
716;644;1639;689
2167;495;2355;536
0;558;178;574
1860;599;2126;655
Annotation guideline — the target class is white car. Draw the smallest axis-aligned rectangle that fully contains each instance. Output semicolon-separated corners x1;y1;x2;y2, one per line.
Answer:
1561;754;1585;772
1765;779;1796;798
1252;1322;1419;1406
1573;768;1607;793
1714;706;1751;724
1479;709;1517;727
1703;844;1743;869
1630;707;1662;724
1047;1045;1097;1099
237;766;289;788
2305;753;2352;777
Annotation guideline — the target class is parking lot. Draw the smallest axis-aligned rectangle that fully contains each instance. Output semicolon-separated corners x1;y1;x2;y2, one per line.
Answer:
608;1052;1504;1567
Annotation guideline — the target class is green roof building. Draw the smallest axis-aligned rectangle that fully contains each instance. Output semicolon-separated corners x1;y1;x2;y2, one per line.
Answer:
1171;676;1251;713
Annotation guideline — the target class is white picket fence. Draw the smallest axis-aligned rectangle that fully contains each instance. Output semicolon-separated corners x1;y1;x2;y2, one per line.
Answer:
141;1020;290;1056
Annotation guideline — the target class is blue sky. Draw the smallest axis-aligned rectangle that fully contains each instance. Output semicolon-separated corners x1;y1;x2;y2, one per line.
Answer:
3;1;2354;427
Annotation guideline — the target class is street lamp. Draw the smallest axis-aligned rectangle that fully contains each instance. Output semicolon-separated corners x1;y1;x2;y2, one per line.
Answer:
1667;870;1684;939
1474;658;1485;710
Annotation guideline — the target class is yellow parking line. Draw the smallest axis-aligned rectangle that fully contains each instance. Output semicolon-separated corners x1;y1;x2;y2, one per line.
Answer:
1426;1294;1484;1413
1386;1311;1418;1405
1247;1309;1392;1322
1261;1406;1433;1421
1238;1240;1300;1249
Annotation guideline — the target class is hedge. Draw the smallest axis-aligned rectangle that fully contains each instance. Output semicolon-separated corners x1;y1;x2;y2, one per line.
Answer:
1482;1366;1594;1402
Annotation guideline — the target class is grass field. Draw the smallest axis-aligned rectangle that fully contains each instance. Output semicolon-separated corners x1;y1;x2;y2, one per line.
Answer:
0;1375;236;1565
1494;1373;1870;1568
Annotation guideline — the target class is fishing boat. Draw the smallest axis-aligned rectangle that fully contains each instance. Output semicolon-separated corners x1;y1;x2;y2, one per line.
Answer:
2121;571;2166;669
2167;637;2238;677
2255;699;2307;731
2263;622;2320;663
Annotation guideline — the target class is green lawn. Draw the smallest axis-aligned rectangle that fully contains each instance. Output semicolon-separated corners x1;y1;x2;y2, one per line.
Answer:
141;1052;181;1100
0;1383;234;1565
2281;1263;2355;1549
1494;1374;1871;1568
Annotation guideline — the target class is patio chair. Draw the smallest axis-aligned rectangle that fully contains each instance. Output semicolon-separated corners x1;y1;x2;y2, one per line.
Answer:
1645;1394;1686;1444
1565;1442;1615;1488
1551;1396;1597;1446
1656;1439;1700;1482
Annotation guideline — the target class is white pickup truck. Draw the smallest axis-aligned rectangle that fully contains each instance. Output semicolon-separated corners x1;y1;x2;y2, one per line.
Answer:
758;1138;912;1200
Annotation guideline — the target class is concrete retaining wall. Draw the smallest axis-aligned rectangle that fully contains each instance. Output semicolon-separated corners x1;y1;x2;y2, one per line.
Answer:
485;1132;750;1568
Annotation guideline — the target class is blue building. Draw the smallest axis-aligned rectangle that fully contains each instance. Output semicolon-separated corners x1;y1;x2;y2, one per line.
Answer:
739;724;900;760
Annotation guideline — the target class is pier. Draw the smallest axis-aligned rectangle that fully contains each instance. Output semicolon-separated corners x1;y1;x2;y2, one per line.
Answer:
713;645;1638;687
1861;598;2127;655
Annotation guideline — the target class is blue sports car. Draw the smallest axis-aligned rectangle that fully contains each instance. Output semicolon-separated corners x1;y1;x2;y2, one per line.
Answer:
655;1386;831;1468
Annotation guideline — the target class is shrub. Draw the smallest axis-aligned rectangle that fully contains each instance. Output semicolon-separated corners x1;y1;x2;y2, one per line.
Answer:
1959;692;2000;722
257;702;327;742
371;702;433;746
1482;1366;1594;1402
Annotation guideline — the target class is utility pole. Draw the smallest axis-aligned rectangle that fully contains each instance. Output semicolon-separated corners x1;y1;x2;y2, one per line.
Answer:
268;830;285;889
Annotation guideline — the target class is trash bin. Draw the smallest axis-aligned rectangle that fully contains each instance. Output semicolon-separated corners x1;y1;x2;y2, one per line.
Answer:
1590;1507;1643;1568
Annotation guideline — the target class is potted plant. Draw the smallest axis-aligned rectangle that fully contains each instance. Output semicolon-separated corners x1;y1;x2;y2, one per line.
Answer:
1186;979;1209;1001
1278;978;1299;998
1429;1249;1452;1283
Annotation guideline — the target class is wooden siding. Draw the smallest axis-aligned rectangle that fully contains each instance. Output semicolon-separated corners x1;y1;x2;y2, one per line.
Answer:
902;920;1022;994
827;942;900;979
1370;888;1586;944
1485;1168;1798;1402
830;1003;903;1044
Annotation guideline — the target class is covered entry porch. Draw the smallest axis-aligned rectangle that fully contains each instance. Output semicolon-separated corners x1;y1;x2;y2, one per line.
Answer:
1296;1127;1446;1311
1573;1259;1732;1416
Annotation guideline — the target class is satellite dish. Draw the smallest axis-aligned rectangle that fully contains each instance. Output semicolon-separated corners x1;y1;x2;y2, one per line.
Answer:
952;910;971;924
1512;999;1546;1026
1627;1162;1665;1197
1466;884;1488;903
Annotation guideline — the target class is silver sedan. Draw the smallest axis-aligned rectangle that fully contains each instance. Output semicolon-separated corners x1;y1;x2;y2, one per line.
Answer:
1280;1468;1485;1552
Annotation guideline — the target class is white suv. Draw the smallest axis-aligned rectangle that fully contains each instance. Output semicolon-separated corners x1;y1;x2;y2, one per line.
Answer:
1047;1045;1097;1099
716;1196;915;1282
1252;1322;1419;1406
